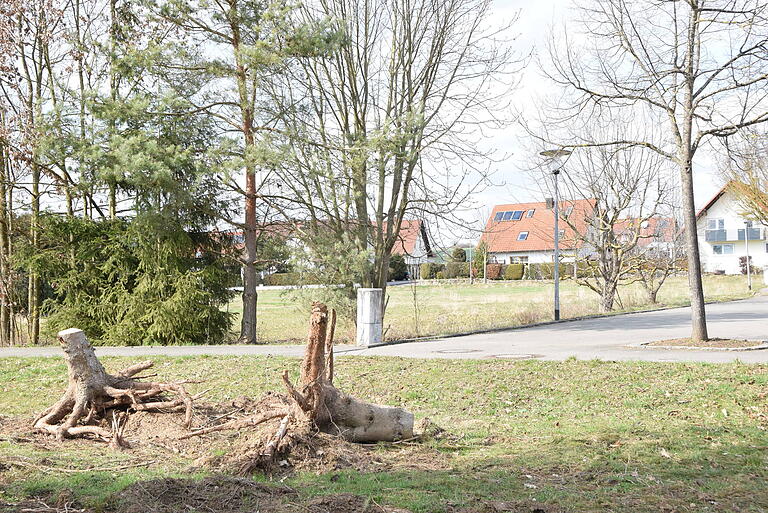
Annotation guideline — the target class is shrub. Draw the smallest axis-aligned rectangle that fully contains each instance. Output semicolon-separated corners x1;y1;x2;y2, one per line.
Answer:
451;247;467;262
525;263;573;280
504;263;524;280
445;262;470;278
436;271;446;280
389;254;408;281
486;263;503;280
419;262;444;279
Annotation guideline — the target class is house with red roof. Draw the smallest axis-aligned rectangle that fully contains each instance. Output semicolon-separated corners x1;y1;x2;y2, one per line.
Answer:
696;183;768;274
480;199;679;266
479;199;595;264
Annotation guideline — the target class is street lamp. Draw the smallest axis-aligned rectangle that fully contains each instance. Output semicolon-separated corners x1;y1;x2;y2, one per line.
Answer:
540;149;572;321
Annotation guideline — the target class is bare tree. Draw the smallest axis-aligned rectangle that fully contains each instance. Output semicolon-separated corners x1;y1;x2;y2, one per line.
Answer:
533;0;768;341
539;144;674;312
270;0;521;314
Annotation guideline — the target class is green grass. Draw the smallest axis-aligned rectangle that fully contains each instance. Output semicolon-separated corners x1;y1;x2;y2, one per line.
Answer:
229;274;754;344
2;356;767;511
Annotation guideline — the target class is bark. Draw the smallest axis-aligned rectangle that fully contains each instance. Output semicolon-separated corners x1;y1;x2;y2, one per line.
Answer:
34;328;195;446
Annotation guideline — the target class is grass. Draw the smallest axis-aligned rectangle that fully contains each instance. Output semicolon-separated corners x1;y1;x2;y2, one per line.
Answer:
227;274;754;344
1;355;767;512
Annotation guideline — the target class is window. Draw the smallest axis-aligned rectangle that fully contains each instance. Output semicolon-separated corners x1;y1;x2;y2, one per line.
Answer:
713;244;734;255
526;209;535;218
765;243;768;253
517;231;529;241
562;205;574;218
511;210;524;220
502;211;514;221
707;218;724;230
558;229;565;238
494;212;504;222
511;256;528;263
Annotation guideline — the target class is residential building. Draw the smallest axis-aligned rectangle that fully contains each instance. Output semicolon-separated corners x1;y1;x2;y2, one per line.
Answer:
696;184;768;275
479;199;595;264
388;219;434;278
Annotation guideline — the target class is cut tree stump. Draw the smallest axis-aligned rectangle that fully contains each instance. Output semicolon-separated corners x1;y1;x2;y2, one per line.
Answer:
33;328;196;448
182;302;414;466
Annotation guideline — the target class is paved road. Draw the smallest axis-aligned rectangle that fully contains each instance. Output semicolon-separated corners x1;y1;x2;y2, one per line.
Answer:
2;296;766;363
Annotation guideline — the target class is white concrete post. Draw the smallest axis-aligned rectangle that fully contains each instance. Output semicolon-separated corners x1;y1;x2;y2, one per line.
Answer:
763;266;768;286
356;288;383;347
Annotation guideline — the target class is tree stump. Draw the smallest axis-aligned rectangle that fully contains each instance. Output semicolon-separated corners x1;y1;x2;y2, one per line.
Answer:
33;328;195;447
182;302;414;464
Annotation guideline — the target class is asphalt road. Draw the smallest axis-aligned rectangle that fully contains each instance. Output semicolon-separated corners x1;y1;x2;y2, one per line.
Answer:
2;295;766;363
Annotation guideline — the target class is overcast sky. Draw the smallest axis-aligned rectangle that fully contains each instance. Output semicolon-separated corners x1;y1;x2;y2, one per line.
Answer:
469;0;723;223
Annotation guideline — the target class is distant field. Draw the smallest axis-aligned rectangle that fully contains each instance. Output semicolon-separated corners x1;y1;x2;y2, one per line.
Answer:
227;274;753;344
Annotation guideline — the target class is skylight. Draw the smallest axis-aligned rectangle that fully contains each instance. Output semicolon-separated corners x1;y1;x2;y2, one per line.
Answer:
503;211;514;221
517;231;528;241
511;210;523;220
526;209;535;218
494;212;503;221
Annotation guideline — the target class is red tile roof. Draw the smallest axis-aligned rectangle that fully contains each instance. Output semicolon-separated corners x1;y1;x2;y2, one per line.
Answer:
614;217;677;246
384;219;432;257
480;199;596;253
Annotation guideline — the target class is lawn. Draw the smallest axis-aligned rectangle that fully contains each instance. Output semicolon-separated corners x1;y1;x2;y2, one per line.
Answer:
231;274;753;344
1;356;767;512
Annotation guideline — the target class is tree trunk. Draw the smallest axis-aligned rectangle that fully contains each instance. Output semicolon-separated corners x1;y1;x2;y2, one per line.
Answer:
185;303;414;450
0;123;9;346
296;303;412;441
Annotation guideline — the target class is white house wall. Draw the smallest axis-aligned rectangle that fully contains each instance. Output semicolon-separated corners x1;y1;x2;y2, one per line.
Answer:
697;190;768;275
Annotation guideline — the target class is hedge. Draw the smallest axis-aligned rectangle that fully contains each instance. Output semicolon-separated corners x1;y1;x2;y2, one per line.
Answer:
486;263;503;280
445;262;471;279
504;263;524;280
264;272;322;286
419;262;445;279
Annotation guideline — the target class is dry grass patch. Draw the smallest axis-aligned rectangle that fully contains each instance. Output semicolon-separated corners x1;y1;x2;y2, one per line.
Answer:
646;338;767;349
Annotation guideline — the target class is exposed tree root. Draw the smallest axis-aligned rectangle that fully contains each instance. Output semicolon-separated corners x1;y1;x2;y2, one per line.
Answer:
182;302;414;470
33;328;197;447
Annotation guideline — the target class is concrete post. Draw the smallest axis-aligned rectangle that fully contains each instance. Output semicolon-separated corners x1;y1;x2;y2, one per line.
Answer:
763;266;768;286
356;288;383;347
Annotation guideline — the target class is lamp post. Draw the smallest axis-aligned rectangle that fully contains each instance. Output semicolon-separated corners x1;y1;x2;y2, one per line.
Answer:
744;220;752;291
540;149;572;321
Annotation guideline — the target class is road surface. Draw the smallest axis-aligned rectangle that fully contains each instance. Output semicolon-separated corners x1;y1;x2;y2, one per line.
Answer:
2;295;766;363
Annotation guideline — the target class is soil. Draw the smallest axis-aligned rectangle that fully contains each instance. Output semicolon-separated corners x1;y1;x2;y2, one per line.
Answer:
1;476;408;513
646;338;766;349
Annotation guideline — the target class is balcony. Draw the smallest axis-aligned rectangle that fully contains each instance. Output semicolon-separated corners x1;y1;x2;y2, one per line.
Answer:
737;228;765;241
705;229;728;242
705;227;766;242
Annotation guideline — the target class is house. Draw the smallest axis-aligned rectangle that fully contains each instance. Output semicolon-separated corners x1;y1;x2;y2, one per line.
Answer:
613;216;679;257
479;199;595;264
696;183;768;274
388;219;434;278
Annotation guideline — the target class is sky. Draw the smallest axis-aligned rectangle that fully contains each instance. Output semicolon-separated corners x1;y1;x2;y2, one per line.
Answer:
462;0;724;235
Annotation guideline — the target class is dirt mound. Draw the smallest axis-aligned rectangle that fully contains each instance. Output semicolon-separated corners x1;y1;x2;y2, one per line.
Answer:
305;493;387;513
116;475;294;513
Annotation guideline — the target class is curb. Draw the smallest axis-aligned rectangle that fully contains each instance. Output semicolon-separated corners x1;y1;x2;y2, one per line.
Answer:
636;341;768;352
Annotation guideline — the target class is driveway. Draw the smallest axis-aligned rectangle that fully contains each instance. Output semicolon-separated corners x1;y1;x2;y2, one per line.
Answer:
2;296;766;363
